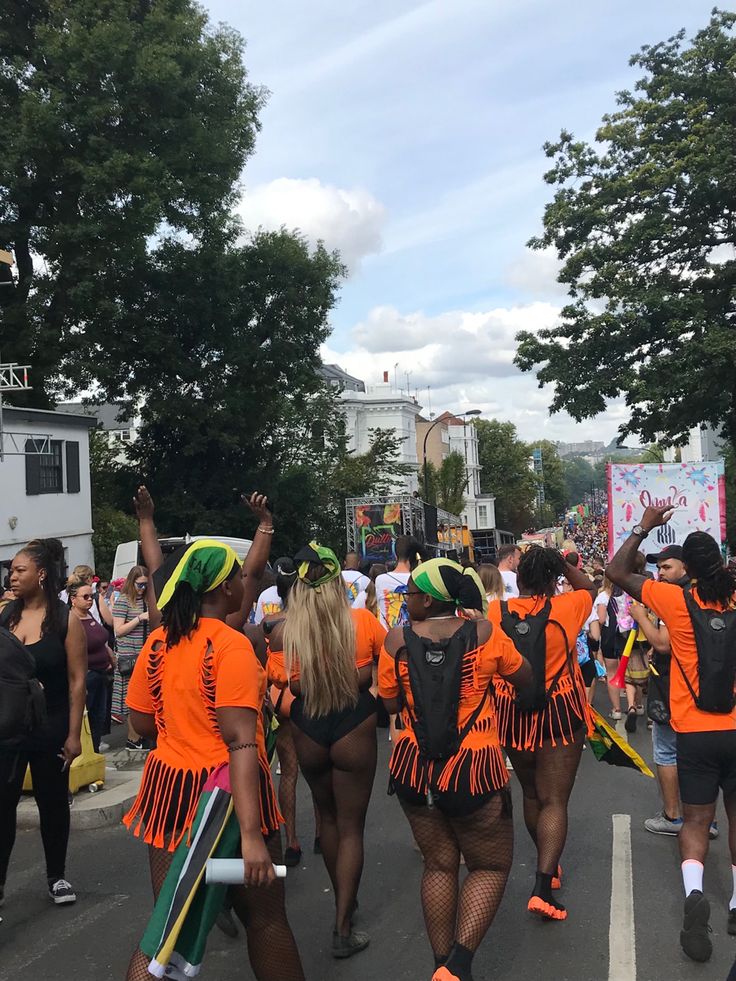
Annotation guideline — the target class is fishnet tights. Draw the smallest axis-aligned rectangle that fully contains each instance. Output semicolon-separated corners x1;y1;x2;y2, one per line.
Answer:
125;837;304;981
507;728;584;874
401;792;514;960
276;721;300;849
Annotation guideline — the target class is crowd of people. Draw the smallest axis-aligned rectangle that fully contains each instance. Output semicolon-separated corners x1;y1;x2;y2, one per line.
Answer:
1;493;735;981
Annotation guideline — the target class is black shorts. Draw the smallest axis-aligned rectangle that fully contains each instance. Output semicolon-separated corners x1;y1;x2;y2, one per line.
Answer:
580;659;597;687
676;729;736;806
290;690;377;748
394;780;511;819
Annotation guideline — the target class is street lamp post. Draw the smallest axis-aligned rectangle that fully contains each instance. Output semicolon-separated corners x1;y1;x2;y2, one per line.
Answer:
422;409;481;503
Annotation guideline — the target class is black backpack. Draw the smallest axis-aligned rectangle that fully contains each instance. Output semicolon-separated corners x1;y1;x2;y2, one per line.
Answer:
674;587;736;714
499;599;571;713
397;620;489;762
0;623;47;749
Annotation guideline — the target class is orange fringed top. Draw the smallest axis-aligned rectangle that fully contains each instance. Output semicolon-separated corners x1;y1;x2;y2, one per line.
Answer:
488;591;593;751
378;624;522;798
123;618;281;851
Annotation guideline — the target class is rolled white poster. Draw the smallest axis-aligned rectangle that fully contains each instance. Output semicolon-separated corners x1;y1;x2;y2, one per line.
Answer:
205;859;287;884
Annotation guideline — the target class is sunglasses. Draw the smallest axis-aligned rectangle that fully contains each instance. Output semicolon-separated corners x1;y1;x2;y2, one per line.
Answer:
135;581;147;588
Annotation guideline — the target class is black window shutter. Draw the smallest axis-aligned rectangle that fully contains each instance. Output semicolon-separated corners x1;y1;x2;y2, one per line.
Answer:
65;441;80;494
25;440;41;495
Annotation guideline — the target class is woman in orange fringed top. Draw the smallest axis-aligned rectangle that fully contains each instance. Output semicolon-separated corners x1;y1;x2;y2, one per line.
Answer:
379;558;531;981
123;539;304;981
488;545;595;924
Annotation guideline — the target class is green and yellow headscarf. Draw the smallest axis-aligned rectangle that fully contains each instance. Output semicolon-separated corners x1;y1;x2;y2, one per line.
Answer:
156;540;240;610
412;558;487;615
294;542;341;590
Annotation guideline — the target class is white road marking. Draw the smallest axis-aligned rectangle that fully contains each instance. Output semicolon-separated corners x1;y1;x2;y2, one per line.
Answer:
0;893;129;979
609;813;636;981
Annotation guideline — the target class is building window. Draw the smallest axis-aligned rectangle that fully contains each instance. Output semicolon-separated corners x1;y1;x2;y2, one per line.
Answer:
478;505;488;527
25;439;63;495
66;440;81;494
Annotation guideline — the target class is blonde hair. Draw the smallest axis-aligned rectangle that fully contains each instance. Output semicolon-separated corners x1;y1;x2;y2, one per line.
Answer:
283;574;358;717
478;564;504;601
71;564;95;582
365;580;378;617
122;565;148;606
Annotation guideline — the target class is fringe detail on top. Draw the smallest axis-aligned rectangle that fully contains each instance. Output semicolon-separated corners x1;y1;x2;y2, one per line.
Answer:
493;666;589;751
123;753;282;853
389;645;509;798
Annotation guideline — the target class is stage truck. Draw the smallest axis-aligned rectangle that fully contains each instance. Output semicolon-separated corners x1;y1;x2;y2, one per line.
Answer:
345;495;515;565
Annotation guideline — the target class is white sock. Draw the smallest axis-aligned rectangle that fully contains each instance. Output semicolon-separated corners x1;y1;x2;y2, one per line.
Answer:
730;865;736;911
682;860;704;896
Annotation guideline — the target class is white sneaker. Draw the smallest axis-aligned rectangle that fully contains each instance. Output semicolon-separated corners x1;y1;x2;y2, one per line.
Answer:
49;879;76;905
609;710;623;721
99;741;110;752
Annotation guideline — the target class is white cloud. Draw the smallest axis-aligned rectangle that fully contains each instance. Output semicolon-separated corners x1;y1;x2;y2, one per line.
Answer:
237;178;386;272
504;247;569;300
322;300;624;444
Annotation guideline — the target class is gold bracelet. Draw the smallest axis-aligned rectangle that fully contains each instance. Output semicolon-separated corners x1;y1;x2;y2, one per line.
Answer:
257;525;275;535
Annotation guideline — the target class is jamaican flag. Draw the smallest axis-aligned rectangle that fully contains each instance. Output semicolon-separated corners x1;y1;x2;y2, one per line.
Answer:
587;707;654;778
140;765;240;979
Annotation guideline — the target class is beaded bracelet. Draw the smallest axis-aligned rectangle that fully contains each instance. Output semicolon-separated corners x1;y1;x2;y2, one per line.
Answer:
257;525;275;535
228;742;258;753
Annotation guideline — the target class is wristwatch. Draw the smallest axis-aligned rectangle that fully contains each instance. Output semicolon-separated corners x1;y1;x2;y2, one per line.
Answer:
631;524;649;539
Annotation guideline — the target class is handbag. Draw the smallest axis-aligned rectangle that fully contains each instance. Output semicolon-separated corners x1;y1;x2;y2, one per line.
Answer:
117;604;147;679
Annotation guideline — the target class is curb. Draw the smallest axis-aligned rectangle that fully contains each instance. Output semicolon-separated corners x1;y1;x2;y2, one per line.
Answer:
17;769;142;832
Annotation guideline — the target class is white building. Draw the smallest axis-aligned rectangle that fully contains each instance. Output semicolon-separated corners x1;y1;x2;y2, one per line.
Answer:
0;406;96;579
434;412;496;531
339;380;423;494
59;401;139;463
663;424;725;464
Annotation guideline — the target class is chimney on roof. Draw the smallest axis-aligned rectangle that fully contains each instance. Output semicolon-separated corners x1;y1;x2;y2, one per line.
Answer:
383;370;389;383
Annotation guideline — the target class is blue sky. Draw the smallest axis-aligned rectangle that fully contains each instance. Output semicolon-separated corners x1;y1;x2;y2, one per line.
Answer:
203;0;717;444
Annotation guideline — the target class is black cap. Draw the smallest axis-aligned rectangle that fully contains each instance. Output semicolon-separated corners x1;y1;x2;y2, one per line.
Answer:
646;544;684;564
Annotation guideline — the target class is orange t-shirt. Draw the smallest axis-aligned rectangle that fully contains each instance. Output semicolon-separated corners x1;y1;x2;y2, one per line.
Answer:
268;607;386;687
127;617;268;771
487;590;593;684
378;624;522;748
642;579;736;733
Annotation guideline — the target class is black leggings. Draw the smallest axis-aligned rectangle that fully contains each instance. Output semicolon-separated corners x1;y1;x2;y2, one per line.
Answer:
0;745;70;884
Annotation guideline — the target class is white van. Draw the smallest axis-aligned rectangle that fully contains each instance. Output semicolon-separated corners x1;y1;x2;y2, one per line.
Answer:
112;535;253;582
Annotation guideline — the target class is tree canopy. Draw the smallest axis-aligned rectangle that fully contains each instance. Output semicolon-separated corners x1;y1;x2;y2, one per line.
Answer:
0;0;263;404
425;452;467;516
515;10;736;448
474;420;538;534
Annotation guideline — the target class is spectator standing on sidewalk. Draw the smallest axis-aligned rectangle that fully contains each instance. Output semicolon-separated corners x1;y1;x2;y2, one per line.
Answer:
67;577;115;752
607;508;736;964
113;567;149;750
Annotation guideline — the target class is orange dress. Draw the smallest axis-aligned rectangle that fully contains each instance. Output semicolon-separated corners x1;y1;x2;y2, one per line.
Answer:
378;621;522;807
488;591;592;751
124;617;281;851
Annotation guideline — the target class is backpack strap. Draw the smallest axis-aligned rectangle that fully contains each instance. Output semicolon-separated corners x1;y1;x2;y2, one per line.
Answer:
545;615;574;700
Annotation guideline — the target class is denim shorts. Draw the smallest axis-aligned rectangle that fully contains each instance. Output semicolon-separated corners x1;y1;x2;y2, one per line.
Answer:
652;721;677;767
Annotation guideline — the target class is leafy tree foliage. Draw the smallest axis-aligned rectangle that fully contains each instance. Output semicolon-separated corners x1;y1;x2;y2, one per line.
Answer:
560;455;605;508
424;452;467;516
474;420;538;534
88;429;137;576
0;0;263;404
516;10;736;448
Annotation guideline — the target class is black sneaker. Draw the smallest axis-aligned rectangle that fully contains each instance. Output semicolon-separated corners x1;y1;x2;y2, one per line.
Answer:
126;738;144;751
680;890;712;962
284;846;302;868
49;879;77;905
332;930;370;959
624;709;637;734
728;908;736;937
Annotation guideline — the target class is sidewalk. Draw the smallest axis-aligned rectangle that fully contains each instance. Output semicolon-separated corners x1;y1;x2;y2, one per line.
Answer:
17;727;147;832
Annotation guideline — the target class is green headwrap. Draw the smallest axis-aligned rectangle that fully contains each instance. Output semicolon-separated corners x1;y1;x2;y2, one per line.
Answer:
157;539;240;610
412;558;488;615
294;542;341;590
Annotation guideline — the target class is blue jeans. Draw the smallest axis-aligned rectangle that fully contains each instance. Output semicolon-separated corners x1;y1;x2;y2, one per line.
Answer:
86;670;109;752
652;720;677;767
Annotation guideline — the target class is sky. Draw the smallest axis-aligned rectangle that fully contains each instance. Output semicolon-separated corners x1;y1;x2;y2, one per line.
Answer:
202;0;716;444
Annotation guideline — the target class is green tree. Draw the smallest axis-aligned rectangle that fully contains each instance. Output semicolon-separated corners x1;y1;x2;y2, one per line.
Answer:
515;10;736;448
88;429;137;576
425;452;466;516
536;441;566;522
0;0;263;404
561;455;603;507
475;420;538;534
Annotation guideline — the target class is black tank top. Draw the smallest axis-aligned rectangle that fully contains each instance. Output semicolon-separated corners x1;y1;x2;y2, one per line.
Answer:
1;601;69;716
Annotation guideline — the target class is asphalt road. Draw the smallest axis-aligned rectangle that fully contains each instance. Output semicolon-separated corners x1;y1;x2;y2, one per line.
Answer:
1;698;734;981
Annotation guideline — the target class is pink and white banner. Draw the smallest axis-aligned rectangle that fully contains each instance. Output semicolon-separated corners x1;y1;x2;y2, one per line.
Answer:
607;462;726;558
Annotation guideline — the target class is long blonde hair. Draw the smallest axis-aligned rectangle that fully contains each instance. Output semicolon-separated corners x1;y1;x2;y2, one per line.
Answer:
122;565;148;606
283;574;358;717
479;564;504;601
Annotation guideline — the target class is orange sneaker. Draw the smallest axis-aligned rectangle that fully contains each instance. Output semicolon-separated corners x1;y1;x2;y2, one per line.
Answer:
528;896;567;921
432;968;461;981
551;865;562;890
